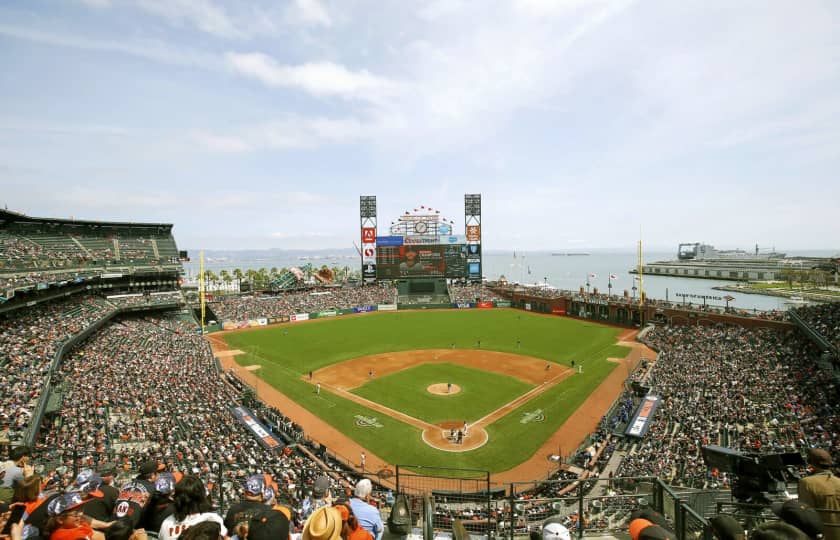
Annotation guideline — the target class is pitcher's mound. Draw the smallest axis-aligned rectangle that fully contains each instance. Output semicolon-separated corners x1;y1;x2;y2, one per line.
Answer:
428;383;460;395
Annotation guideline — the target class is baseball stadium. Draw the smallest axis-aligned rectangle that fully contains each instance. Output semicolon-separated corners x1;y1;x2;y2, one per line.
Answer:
0;197;838;540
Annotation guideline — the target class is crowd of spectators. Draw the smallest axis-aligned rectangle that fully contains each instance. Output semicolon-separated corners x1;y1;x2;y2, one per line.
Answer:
615;324;838;487
0;294;113;443
33;312;367;531
447;282;506;303
795;302;840;350
105;291;183;308
210;285;396;322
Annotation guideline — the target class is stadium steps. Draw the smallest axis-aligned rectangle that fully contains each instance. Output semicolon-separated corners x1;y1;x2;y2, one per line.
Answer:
151;239;160;259
113;238;120;260
69;236;92;258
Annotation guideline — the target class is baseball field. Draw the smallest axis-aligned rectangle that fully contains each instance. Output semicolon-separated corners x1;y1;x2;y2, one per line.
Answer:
216;309;636;475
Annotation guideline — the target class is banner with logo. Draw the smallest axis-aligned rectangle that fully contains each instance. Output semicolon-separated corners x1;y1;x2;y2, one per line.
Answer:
378;304;397;311
268;316;290;324
625;395;661;438
353;305;376;313
362;263;376;280
551;308;566;315
403;235;440;245
318;311;337;318
443;235;467;244
376;236;404;247
230;406;284;451
453;303;474;309
477;301;493;309
466;225;481;241
290;313;309;322
257;318;268;326
362;243;376;263
495;301;511;308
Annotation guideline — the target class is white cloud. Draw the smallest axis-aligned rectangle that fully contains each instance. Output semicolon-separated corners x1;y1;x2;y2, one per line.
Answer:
225;52;395;100
286;0;332;27
191;131;252;153
131;0;242;39
78;0;112;7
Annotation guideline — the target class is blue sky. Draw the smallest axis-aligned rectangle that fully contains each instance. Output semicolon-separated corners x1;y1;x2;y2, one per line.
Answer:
0;0;838;252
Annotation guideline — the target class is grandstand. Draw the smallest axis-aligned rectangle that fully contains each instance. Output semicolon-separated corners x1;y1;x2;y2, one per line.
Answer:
2;211;839;540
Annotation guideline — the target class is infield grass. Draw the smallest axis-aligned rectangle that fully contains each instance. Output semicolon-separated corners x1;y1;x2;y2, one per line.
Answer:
222;309;629;473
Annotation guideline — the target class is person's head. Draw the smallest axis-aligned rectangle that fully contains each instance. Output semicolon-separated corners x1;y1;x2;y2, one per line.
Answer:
9;447;31;466
806;448;833;472
302;506;342;540
46;493;90;533
312;477;330;501
709;515;746;540
332;503;354;540
749;522;809;540
403;247;418;266
105;518;135;540
243;474;275;503
353;479;372;500
13;474;41;503
137;460;163;482
542;520;570;540
172;475;211;521
181;520;222;540
770;500;825;539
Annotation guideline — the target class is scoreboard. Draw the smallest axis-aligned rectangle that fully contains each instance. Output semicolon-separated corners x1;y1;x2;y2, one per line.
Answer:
376;239;468;279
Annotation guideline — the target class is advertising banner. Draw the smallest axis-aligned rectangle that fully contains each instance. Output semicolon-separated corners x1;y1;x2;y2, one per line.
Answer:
466;225;481;241
362;243;376;263
495;301;511;308
453;303;474;309
378;304;398;311
551;308;567;315
468;262;481;277
230;406;284;451
442;234;466;244
404;235;441;245
477;301;493;309
353;305;376;313
361;227;376;244
318;311;337;318
625;395;661;438
257;318;268;326
338;308;355;315
268;316;290;324
290;313;309;322
376;235;404;247
467;244;481;256
362;263;376;280
525;303;532;311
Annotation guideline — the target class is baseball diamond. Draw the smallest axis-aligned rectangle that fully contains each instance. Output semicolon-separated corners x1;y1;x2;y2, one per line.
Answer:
209;309;650;479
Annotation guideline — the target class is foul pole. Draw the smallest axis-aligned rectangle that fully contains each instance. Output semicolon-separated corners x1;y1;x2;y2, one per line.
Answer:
199;250;206;333
637;235;644;321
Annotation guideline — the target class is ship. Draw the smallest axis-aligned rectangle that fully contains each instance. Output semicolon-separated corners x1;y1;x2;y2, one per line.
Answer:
677;243;785;261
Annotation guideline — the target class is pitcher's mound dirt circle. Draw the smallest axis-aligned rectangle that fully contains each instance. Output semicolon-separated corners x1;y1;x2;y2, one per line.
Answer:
427;383;461;395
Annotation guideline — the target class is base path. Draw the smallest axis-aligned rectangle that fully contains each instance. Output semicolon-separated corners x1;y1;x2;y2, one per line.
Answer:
207;326;653;484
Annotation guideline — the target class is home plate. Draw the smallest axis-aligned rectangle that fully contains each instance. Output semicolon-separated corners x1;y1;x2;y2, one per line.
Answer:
215;350;245;358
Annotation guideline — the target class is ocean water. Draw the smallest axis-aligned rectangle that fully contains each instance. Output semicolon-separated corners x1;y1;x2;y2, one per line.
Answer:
184;249;834;312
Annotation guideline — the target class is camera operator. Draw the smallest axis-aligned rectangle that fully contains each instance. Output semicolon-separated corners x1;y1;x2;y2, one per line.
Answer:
798;449;839;540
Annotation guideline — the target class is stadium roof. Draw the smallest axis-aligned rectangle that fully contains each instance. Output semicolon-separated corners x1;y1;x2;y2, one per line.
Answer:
0;208;173;232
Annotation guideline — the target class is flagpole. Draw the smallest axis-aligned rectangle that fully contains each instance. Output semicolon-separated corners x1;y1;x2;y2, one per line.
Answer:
608;274;612;298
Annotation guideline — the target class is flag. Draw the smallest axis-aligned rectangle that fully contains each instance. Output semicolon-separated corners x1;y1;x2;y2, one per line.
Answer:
589;273;597;278
610;274;617;280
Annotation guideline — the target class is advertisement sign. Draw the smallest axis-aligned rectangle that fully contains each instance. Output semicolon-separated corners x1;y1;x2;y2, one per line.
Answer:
444;235;467;244
466;225;481;241
257;318;268;326
318;311;337;318
230;406;284;450
467;244;481;256
404;235;440;245
495;301;511;308
361;227;376;244
525;303;532;311
453;303;474;309
439;223;451;235
551;308;566;315
353;305;376;313
268;316;290;324
468;262;480;277
625;395;661;438
378;304;398;311
362;243;376;262
290;313;309;322
376;235;404;247
362;263;376;279
477;301;494;309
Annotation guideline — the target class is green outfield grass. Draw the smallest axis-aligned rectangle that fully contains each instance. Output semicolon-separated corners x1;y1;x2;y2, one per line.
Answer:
222;309;630;472
351;363;533;424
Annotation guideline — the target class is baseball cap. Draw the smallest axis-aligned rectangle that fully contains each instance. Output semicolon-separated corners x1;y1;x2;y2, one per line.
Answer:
138;460;164;476
771;500;825;539
807;448;833;468
154;472;176;495
47;492;90;516
312;476;330;498
629;518;675;540
249;509;291;540
302;507;342;540
73;469;104;498
709;515;746;540
244;474;276;501
630;509;670;530
542;521;570;540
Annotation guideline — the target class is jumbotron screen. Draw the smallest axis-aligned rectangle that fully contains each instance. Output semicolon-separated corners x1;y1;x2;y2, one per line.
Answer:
376;244;467;279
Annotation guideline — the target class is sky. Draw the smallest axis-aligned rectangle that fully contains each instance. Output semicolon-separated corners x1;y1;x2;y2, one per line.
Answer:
0;0;838;252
